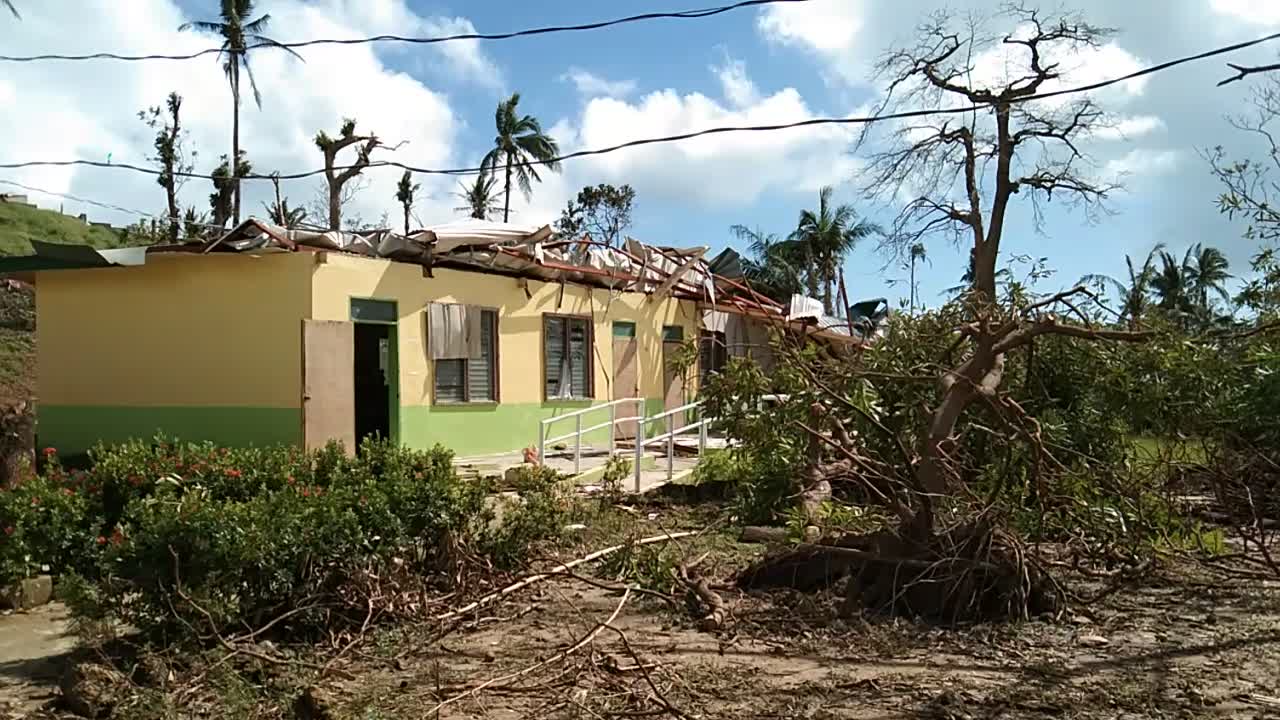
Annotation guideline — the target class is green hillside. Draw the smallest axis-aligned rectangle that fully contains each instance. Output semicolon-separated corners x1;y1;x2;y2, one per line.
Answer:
0;199;129;255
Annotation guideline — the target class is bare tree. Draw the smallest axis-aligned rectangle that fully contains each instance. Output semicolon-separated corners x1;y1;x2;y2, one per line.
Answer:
139;92;196;243
1209;74;1280;243
860;6;1142;535
315;119;391;231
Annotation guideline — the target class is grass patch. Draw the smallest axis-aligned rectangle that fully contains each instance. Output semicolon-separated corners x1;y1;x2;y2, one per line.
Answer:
0;200;129;255
0;325;33;406
1129;436;1209;466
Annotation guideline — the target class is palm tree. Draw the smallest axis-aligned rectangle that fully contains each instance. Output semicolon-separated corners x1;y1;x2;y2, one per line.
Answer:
1186;243;1232;312
908;242;928;313
1151;247;1197;315
1080;243;1164;328
480;93;561;222
262;197;306;229
731;225;807;302
788;186;880;315
180;1;300;226
453;172;502;220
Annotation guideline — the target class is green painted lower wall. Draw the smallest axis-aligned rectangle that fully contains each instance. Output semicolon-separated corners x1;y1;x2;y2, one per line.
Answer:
37;405;302;455
37;400;678;459
400;399;667;457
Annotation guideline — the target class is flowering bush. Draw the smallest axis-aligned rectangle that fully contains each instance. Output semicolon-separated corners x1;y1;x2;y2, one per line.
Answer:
0;461;91;584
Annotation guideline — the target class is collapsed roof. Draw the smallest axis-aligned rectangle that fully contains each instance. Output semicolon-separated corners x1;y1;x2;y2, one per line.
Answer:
2;217;886;344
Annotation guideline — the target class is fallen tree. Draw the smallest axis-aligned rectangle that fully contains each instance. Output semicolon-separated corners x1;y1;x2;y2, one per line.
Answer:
713;6;1172;622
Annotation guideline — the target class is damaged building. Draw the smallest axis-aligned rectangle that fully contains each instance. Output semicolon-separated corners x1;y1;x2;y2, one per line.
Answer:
0;219;883;458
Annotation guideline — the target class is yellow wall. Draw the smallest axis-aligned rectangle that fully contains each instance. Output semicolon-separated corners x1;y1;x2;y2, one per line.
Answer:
38;252;314;408
309;254;700;408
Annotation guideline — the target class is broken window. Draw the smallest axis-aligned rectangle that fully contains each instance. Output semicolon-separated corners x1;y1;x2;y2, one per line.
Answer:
699;330;728;383
430;305;497;403
545;315;592;400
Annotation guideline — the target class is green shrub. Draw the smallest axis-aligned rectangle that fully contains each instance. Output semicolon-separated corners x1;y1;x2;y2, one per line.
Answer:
477;464;571;570
0;466;91;583
11;437;507;642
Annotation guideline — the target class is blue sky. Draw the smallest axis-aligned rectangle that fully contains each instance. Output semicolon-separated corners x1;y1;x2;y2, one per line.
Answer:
4;0;1280;309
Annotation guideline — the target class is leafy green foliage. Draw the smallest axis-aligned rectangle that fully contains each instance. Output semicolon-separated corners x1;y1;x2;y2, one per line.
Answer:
3;438;509;642
556;184;635;247
476;464;571;570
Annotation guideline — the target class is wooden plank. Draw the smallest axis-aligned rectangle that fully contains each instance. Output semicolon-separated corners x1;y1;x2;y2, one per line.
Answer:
303;319;356;455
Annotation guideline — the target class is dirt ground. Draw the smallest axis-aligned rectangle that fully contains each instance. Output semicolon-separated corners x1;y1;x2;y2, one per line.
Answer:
2;509;1278;719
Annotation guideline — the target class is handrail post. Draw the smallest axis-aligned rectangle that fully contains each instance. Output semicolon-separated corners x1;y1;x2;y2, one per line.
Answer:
699;417;707;457
538;421;545;467
574;414;583;475
666;413;674;480
633;420;643;493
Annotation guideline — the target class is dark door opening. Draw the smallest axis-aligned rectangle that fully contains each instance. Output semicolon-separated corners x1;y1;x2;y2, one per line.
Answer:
353;322;392;449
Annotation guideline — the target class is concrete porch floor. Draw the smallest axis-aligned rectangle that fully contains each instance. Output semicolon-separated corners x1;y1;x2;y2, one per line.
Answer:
454;444;706;494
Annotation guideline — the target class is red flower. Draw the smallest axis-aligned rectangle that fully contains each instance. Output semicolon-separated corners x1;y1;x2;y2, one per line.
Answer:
96;536;107;546
110;528;124;546
30;497;39;506
286;475;295;485
62;488;74;496
3;526;13;536
42;447;56;457
225;469;242;478
301;488;311;498
128;475;142;486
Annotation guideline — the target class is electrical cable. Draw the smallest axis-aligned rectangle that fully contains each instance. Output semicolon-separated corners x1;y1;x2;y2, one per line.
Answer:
1;29;1276;185
0;0;808;63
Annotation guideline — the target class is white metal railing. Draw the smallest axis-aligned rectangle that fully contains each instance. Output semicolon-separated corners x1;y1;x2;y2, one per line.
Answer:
632;400;709;492
538;397;646;475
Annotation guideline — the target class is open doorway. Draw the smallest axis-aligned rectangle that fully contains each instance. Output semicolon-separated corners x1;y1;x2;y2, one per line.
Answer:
350;299;399;451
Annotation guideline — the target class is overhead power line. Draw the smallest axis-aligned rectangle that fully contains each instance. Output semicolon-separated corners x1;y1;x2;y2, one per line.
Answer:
0;0;807;63
0;178;227;231
2;29;1279;185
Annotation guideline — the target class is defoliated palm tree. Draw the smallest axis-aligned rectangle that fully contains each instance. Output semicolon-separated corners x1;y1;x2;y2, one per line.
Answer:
480;93;561;222
908;242;928;314
789;186;880;315
395;171;419;236
1079;243;1164;328
180;1;300;226
453;172;502;220
1186;243;1232;312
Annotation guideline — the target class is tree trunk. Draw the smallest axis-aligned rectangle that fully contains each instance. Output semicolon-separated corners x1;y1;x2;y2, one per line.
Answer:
502;156;513;223
231;63;241;228
328;182;341;231
403;205;410;236
910;258;917;314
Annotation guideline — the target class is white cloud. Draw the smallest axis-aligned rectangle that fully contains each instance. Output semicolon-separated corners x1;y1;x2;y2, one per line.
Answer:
506;76;859;220
1105;148;1180;177
0;0;495;231
560;68;637;98
713;57;760;108
1210;0;1280;26
1093;115;1165;141
757;0;868;86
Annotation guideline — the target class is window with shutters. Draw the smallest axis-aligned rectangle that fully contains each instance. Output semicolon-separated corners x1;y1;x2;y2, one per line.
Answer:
433;309;498;403
544;314;593;400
